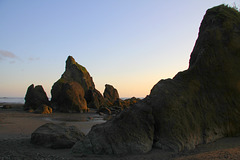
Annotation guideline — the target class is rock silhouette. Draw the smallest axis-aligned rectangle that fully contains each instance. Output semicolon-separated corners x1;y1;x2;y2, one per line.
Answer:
72;5;240;155
103;84;119;106
51;56;104;112
52;81;88;112
100;84;140;115
24;84;50;111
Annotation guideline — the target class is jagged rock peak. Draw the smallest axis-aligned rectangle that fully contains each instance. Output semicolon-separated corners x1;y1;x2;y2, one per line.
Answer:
65;55;88;74
61;56;95;91
66;55;76;67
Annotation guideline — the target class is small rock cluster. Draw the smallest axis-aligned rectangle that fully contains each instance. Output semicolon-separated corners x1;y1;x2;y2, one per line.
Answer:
24;56;140;114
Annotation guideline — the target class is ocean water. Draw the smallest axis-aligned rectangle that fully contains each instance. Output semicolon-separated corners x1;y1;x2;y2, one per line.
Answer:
0;97;25;104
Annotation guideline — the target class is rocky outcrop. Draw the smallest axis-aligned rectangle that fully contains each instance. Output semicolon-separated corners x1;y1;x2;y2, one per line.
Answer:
72;5;240;155
100;84;140;115
103;84;119;105
51;56;104;112
31;123;85;149
24;84;50;111
98;97;141;115
114;97;141;109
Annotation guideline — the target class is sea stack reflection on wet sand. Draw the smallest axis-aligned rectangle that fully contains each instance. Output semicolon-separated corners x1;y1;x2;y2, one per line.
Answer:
1;4;240;160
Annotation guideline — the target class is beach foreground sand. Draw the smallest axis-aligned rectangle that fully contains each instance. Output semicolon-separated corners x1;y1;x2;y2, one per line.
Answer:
1;104;240;160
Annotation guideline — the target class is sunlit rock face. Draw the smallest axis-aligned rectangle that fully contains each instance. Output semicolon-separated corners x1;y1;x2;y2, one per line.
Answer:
51;56;104;112
62;56;95;92
72;5;240;154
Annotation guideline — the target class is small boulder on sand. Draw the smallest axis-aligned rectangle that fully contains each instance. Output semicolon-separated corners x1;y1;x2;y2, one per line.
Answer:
34;104;52;114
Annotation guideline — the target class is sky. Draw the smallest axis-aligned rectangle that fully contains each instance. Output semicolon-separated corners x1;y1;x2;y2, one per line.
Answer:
0;0;239;98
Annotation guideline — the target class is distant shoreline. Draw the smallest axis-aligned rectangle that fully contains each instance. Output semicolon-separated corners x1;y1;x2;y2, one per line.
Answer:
0;97;145;105
0;97;25;104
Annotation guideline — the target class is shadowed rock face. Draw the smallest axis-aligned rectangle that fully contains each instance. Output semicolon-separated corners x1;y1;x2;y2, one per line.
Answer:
72;5;240;154
85;89;105;109
103;84;119;105
51;81;88;112
51;56;104;111
31;123;85;149
24;84;50;111
72;102;154;154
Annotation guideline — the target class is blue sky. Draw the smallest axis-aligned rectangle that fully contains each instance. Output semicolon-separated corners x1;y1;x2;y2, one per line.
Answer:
0;0;239;98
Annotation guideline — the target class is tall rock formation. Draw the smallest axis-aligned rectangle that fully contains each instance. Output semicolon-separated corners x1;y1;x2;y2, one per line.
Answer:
103;84;119;106
24;84;50;111
51;56;104;112
72;5;240;154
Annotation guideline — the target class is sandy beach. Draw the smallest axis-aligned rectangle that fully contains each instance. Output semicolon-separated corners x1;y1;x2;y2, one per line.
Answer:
1;104;240;160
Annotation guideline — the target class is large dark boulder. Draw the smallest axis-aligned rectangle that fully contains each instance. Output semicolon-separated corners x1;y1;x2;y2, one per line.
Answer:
24;84;50;111
51;56;104;111
72;5;240;155
103;84;119;105
72;103;154;154
31;123;85;149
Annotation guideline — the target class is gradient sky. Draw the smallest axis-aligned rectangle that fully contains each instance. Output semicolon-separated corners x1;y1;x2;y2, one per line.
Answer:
0;0;239;98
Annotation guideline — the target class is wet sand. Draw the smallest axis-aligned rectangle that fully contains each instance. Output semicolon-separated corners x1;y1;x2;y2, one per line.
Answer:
1;104;240;160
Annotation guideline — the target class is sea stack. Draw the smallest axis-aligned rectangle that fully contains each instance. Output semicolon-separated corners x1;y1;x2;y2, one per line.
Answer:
24;84;50;112
103;84;119;106
51;56;104;112
72;5;240;154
